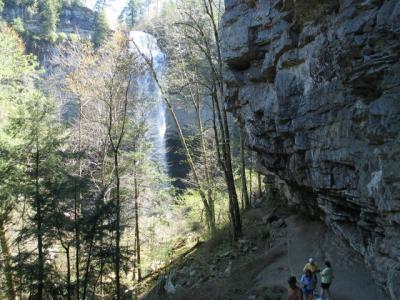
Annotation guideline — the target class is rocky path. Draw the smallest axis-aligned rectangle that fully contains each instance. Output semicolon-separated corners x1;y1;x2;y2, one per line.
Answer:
285;215;383;300
143;207;384;300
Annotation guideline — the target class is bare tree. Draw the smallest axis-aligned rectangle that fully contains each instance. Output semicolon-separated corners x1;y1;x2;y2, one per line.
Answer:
49;33;143;298
131;35;218;235
148;0;242;239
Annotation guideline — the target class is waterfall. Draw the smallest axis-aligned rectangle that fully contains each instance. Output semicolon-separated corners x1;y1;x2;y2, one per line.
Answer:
129;31;168;173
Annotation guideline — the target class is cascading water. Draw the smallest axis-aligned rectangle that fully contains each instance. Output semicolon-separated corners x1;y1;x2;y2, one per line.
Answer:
129;31;168;173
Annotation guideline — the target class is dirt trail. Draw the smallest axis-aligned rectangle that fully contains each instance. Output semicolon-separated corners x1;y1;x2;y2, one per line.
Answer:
143;207;383;300
281;215;382;300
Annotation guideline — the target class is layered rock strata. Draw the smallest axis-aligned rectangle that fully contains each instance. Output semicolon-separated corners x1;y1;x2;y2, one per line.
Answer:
221;0;400;298
2;4;95;37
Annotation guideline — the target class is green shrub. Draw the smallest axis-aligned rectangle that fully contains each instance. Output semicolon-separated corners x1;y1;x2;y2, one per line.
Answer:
56;32;67;42
68;33;81;42
11;18;25;34
47;31;58;43
40;0;59;36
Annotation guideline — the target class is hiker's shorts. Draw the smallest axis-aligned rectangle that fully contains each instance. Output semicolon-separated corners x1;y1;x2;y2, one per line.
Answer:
321;283;331;289
302;288;314;296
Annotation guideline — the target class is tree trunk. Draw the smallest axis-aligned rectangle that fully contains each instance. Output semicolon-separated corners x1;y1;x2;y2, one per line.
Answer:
249;152;253;198
239;124;250;209
82;222;97;300
208;190;215;232
134;174;141;282
75;99;83;300
189;75;216;235
35;139;44;300
114;151;121;300
106;75;131;300
196;103;216;235
0;222;16;300
66;245;71;300
74;187;80;300
99;255;104;300
17;199;27;299
258;173;262;196
208;0;242;239
225;166;242;240
220;93;242;240
211;88;242;240
196;106;216;236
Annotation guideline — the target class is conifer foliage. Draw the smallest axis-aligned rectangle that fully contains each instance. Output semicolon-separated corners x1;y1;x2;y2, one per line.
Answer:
0;26;65;299
0;0;258;298
40;0;60;39
93;9;109;47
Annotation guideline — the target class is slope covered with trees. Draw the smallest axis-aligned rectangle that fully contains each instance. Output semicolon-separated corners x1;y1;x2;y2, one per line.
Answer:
0;0;265;298
1;0;397;299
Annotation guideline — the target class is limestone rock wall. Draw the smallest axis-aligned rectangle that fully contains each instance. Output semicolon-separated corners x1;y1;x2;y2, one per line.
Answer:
2;4;96;66
2;4;95;37
221;0;400;298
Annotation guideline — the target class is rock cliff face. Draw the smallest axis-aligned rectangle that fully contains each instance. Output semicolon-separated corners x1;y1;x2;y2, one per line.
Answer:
221;0;400;298
2;4;95;65
2;4;95;37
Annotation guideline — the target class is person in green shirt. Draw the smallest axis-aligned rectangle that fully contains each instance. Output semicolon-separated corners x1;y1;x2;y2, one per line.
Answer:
320;260;334;300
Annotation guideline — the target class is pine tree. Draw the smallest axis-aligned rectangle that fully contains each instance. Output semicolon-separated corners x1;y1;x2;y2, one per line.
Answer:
120;0;143;28
15;94;64;298
40;0;59;39
0;25;67;298
93;10;109;47
0;25;41;300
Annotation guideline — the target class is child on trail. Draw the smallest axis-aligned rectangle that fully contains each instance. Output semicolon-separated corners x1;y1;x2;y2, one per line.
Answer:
288;275;303;300
320;260;334;300
300;269;316;300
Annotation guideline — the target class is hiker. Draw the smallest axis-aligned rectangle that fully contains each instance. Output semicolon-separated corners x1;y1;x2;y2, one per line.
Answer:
288;275;303;300
320;260;333;300
303;258;320;284
300;269;316;300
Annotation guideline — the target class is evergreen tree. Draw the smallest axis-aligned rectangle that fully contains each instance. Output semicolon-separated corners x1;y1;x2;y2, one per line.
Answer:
119;0;143;28
0;25;41;300
0;25;67;298
93;10;109;47
13;93;65;298
40;0;59;39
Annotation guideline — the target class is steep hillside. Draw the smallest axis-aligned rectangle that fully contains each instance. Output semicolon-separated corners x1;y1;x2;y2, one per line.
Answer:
221;0;400;299
143;200;383;300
